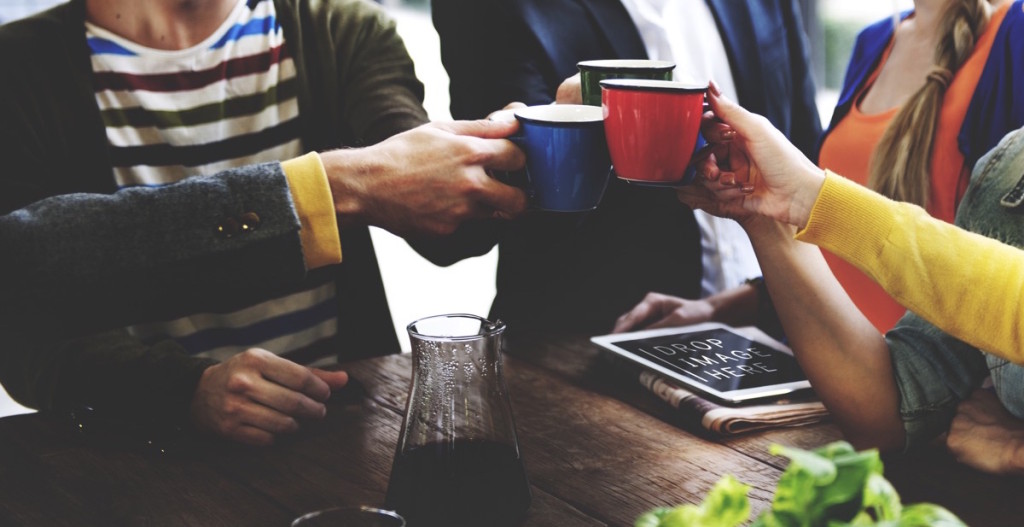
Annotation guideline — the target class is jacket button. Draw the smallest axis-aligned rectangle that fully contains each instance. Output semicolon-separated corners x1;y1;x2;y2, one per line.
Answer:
217;217;240;238
239;212;260;232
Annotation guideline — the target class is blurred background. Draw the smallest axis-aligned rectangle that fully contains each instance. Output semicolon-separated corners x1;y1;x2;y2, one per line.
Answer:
0;0;913;416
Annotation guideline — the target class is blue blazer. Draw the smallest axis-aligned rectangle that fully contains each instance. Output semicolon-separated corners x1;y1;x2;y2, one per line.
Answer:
427;0;821;333
823;1;1024;172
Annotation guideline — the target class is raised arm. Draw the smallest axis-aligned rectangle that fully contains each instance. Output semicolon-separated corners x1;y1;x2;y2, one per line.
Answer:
695;88;1024;365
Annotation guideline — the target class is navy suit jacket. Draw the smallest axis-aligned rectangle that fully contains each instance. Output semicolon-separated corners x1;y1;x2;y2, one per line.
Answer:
426;0;821;334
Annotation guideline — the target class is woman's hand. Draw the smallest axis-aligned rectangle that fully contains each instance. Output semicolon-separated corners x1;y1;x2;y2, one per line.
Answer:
684;82;826;229
947;388;1024;476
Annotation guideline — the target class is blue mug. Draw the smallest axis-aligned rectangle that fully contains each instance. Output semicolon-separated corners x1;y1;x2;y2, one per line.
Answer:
510;105;611;212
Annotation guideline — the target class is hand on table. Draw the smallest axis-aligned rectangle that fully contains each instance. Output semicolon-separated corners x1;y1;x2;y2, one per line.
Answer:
947;388;1024;475
613;292;714;333
190;348;349;446
323;119;527;237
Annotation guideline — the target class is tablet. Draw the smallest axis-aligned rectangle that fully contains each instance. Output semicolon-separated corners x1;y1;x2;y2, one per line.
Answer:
591;322;811;405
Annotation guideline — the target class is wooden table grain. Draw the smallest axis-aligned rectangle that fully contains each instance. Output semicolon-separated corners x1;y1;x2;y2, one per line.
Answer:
0;332;1021;526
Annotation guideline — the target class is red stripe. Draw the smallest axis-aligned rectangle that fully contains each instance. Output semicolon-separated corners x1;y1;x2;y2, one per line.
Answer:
93;42;290;93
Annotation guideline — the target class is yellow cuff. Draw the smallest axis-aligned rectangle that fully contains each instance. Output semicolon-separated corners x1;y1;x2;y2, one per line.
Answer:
796;170;896;268
281;152;342;268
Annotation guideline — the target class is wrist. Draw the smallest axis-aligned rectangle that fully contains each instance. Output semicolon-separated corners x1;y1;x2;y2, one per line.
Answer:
319;149;372;227
792;166;827;229
705;283;758;327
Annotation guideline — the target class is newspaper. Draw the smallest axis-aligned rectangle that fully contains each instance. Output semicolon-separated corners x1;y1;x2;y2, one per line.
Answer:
639;370;829;435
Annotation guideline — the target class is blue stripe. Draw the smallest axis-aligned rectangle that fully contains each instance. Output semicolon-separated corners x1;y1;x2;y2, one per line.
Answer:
154;295;338;355
209;15;280;50
116;182;171;190
87;36;137;56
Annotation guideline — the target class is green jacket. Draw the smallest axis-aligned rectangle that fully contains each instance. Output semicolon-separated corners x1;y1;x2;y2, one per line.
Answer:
0;0;428;427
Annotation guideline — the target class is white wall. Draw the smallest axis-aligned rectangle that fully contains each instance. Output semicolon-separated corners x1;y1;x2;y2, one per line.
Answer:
372;7;499;352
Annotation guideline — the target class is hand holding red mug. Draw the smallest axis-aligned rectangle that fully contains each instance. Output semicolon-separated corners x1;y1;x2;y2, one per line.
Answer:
683;82;826;229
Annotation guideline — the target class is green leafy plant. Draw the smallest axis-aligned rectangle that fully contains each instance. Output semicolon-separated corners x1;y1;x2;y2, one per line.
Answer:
636;441;966;527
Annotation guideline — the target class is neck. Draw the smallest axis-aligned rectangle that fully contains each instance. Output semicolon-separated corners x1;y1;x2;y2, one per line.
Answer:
85;0;239;50
911;0;957;32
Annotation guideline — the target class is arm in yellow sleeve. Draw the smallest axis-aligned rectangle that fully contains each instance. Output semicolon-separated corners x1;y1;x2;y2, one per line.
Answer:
796;172;1024;363
281;153;343;269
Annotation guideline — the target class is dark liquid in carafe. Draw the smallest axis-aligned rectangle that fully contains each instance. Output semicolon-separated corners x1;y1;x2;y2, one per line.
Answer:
385;439;531;527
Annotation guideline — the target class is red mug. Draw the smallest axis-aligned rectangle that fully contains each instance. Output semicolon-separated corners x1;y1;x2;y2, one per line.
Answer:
600;79;708;185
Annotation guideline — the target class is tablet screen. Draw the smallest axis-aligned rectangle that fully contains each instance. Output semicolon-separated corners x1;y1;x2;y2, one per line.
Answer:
592;323;810;403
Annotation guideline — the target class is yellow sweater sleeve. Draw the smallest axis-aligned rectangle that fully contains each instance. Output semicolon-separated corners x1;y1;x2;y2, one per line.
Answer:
795;171;1024;363
280;153;342;269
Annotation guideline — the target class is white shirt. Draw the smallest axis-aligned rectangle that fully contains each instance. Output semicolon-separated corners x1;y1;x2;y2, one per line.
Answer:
618;0;762;296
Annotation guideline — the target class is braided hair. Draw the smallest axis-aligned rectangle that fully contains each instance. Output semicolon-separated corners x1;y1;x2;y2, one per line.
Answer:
867;0;992;208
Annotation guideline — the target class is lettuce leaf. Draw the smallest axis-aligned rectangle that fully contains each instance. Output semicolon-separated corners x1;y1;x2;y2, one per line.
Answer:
635;441;966;527
635;475;750;527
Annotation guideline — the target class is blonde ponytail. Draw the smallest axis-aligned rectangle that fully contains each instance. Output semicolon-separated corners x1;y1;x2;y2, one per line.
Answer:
867;0;991;208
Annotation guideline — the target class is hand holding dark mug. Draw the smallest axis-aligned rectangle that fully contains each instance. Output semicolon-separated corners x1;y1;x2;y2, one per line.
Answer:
685;82;826;229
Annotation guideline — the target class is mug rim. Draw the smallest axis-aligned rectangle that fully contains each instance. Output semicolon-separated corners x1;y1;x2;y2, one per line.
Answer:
291;506;406;527
407;313;506;341
514;104;603;126
577;59;675;72
600;78;708;93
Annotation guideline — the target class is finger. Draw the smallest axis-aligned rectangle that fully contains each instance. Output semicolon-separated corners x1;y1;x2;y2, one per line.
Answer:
311;368;349;390
467;135;526;172
474;172;529;217
701;121;737;143
487;106;521;123
612;295;669;333
646;313;689;330
236;402;301;433
697;153;722;182
255;353;332;402
434;118;520;139
705;88;760;138
555;73;582;104
230;424;277;447
613;305;653;333
676;185;715;207
248;378;328;419
691;143;716;170
711;186;754;201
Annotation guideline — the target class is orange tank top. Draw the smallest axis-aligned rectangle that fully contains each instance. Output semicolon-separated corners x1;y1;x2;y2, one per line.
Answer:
817;2;1009;333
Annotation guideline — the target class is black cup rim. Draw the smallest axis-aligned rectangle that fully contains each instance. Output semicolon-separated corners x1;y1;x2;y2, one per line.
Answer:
577;59;676;72
599;78;708;93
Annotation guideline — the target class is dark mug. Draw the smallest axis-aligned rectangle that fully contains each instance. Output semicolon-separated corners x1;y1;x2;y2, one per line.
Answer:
509;104;611;212
577;59;675;106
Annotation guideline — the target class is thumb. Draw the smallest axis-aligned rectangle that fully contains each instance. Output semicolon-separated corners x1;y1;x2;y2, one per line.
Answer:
311;368;349;390
434;118;520;139
706;84;759;138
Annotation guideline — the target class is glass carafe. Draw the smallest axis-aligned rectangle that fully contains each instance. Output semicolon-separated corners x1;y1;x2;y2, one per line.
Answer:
385;314;531;527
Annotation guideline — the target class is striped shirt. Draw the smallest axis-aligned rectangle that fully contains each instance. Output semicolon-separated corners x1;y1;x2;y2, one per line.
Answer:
87;0;339;363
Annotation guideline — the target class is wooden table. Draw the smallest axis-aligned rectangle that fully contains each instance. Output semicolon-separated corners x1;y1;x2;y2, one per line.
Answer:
1;332;1021;526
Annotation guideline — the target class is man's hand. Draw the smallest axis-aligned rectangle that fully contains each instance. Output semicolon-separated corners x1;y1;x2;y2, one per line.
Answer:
555;73;583;104
613;292;715;333
323;120;528;237
947;388;1024;475
190;348;349;446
